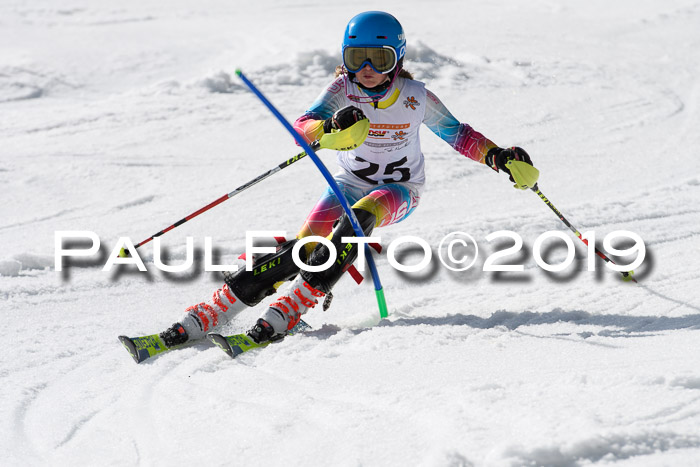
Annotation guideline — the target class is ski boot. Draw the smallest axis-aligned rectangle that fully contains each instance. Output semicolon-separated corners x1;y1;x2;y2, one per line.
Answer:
159;323;189;348
246;318;287;344
253;208;376;338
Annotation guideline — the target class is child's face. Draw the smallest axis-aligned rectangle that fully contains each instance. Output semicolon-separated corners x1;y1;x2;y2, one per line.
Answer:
355;64;390;89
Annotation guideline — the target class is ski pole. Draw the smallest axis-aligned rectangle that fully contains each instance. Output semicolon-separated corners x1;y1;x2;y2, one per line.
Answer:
507;160;637;283
121;144;316;255
531;184;636;282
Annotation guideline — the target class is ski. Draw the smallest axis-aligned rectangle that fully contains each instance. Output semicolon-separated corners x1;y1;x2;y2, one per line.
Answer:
119;320;311;363
118;334;171;364
208;319;312;359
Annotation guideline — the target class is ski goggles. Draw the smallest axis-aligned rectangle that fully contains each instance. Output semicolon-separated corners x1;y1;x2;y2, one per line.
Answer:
343;46;398;74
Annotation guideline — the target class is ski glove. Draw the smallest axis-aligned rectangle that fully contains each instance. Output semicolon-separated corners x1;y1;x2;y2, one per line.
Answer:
323;105;367;133
485;146;533;182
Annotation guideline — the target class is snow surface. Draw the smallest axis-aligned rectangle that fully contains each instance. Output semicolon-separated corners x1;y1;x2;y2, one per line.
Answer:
2;0;700;465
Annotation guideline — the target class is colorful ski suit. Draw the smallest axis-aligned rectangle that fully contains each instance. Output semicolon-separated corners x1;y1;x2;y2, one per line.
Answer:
295;74;497;240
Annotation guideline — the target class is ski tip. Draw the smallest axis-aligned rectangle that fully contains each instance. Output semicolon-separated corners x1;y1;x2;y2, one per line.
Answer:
207;333;235;358
234;69;242;77
621;270;637;283
118;335;142;364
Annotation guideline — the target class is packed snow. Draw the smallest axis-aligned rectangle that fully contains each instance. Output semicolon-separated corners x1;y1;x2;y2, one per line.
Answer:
2;0;700;465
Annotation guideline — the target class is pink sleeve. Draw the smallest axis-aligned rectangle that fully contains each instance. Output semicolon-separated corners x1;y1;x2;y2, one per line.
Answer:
293;114;325;144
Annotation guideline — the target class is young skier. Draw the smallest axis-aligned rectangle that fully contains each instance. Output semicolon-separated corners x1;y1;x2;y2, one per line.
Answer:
156;11;534;348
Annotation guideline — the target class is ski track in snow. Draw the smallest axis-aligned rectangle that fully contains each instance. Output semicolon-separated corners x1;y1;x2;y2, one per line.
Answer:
2;1;700;465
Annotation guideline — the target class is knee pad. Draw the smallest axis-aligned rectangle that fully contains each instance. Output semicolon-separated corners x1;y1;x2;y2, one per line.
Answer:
225;239;306;307
301;208;376;293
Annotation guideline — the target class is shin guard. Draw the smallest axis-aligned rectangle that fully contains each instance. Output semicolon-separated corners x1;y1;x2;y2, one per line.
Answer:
224;239;306;307
300;208;376;294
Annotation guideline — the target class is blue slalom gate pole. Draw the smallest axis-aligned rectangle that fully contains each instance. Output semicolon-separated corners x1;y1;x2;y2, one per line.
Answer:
235;69;388;319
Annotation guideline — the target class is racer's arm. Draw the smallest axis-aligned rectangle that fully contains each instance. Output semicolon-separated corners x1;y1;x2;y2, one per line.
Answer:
423;89;533;179
422;89;497;164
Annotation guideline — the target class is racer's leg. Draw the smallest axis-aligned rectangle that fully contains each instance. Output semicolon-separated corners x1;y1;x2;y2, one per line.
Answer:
250;183;420;343
160;239;307;346
159;182;368;346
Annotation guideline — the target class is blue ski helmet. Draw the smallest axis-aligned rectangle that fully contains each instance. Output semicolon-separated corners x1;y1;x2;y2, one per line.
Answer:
342;11;406;74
